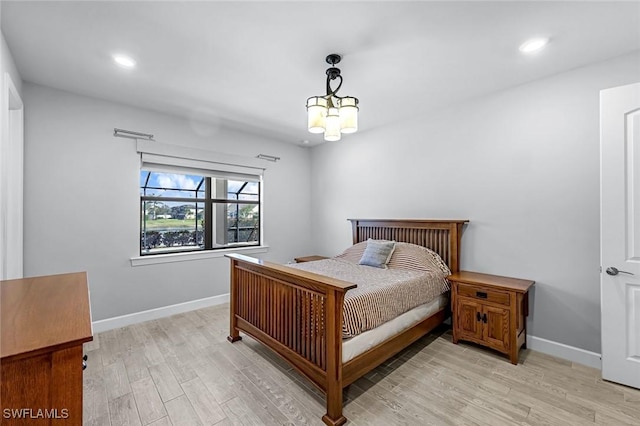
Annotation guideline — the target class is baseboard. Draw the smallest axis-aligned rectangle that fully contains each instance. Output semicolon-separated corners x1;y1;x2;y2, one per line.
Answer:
92;293;230;333
527;335;601;370
92;298;601;370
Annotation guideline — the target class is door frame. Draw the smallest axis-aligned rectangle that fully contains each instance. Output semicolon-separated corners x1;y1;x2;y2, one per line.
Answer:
1;72;24;280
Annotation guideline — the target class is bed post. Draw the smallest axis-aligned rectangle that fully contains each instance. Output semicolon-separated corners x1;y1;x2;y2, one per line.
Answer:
350;219;359;245
227;258;242;343
449;223;459;274
322;289;347;426
448;221;466;273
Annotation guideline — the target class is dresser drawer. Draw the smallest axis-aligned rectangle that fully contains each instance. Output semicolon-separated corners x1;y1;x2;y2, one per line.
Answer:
457;283;510;305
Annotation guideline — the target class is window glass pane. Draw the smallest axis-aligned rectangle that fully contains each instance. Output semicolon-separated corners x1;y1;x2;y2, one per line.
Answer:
226;180;259;201
210;201;259;247
226;203;260;245
239;181;259;194
140;171;205;199
141;201;204;254
226;180;244;194
237;193;259;201
140;171;151;189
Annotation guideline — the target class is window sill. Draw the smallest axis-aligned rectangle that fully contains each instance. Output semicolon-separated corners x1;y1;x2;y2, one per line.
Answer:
130;245;269;267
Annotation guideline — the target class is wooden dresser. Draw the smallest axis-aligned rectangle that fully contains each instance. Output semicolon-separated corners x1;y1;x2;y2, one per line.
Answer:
449;271;534;364
1;272;93;425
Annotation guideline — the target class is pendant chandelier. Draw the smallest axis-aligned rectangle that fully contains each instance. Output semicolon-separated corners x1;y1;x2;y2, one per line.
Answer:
306;54;359;142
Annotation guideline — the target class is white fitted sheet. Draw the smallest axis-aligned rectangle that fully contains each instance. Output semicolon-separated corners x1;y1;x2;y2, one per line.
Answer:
342;294;449;363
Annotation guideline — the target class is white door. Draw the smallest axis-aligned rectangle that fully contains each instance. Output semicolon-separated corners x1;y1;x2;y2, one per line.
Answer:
601;82;640;389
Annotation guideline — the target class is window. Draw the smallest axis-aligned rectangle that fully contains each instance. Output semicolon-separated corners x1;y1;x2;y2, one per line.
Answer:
140;170;261;255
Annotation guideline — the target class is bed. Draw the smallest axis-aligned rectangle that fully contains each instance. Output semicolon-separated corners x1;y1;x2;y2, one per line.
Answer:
226;219;467;425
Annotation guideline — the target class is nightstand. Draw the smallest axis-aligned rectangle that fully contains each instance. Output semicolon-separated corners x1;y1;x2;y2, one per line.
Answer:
294;255;329;263
449;271;534;364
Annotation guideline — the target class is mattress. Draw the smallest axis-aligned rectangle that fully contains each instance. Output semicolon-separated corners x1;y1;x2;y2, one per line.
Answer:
290;258;449;338
342;294;449;363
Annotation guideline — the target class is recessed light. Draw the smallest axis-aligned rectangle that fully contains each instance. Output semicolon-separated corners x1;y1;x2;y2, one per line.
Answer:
302;140;310;145
113;54;136;69
519;37;549;54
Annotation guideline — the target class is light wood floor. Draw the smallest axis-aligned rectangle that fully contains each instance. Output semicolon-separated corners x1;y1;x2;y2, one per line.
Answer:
84;303;640;425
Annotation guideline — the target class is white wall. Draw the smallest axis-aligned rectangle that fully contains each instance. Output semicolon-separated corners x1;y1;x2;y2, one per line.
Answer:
1;28;22;96
23;83;312;321
310;51;640;354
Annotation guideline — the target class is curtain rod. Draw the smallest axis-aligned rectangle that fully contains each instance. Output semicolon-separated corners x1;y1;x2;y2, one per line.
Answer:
256;154;280;162
114;128;154;141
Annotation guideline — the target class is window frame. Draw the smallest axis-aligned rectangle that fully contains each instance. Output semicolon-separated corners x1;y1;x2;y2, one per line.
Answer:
133;141;268;265
139;171;262;256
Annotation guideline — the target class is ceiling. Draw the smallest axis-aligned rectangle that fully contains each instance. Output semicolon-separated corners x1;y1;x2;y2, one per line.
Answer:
3;1;640;146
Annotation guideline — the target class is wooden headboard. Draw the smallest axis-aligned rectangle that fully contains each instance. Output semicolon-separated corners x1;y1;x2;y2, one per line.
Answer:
348;219;468;273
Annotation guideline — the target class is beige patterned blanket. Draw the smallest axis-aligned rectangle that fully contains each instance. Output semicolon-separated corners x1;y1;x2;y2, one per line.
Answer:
290;258;449;338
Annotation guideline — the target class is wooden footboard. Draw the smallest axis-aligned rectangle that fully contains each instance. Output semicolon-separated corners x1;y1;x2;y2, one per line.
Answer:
226;253;356;426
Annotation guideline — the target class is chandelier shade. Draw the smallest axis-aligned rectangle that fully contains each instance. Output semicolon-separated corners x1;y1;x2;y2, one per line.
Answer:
324;107;341;141
339;96;358;134
306;54;359;141
306;97;328;134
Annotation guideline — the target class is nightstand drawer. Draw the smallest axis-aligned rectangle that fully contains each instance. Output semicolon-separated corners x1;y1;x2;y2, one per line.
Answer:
457;283;510;305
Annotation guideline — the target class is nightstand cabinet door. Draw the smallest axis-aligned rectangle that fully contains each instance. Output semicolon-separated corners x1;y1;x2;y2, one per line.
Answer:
456;298;483;340
483;305;510;353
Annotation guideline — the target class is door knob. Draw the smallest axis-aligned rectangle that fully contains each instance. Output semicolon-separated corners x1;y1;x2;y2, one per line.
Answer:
606;267;634;276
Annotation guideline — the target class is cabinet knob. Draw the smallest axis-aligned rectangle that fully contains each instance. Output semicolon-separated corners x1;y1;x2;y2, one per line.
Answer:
476;312;481;322
82;361;87;370
83;354;88;361
482;313;487;323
